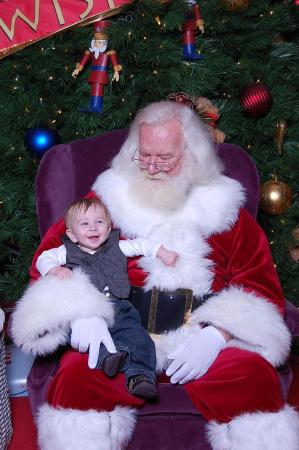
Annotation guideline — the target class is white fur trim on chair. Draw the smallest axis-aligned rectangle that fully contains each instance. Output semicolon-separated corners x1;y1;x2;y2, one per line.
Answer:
37;403;137;450
206;405;299;450
11;268;114;356
189;286;291;367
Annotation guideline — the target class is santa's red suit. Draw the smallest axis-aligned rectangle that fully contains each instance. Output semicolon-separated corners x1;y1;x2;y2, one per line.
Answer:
12;168;299;449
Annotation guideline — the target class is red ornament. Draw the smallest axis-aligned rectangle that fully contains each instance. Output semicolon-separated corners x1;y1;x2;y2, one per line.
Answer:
240;84;272;118
166;92;196;110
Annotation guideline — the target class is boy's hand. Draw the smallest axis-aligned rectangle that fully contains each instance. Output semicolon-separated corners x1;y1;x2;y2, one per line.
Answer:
47;266;72;279
157;245;179;267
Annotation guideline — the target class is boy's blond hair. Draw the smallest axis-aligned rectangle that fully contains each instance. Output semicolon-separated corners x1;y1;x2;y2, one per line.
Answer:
64;198;111;228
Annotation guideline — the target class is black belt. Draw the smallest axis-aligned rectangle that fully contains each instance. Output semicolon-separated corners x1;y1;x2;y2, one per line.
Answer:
129;287;212;335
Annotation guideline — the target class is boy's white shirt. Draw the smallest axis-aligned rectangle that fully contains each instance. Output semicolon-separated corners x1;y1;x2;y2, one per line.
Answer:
36;238;162;277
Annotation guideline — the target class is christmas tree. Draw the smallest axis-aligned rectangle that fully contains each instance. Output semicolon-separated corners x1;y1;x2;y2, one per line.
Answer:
0;0;298;304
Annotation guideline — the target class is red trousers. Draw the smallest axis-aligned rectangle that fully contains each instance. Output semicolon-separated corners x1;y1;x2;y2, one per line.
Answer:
47;347;284;423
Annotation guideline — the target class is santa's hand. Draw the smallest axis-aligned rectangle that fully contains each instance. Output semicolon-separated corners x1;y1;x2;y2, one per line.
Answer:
47;266;72;279
156;245;179;267
166;326;226;384
71;316;116;369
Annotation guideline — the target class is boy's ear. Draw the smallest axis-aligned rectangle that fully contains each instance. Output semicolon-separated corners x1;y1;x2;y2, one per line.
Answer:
66;228;78;243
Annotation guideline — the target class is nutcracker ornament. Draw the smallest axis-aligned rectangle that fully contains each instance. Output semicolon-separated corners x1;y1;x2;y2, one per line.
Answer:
182;0;204;61
72;21;122;114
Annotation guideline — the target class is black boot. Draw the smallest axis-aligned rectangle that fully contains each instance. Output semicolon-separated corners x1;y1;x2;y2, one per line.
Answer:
127;375;158;400
101;351;127;377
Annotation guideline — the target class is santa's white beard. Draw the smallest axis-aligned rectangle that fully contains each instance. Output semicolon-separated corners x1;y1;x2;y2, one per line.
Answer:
126;154;201;211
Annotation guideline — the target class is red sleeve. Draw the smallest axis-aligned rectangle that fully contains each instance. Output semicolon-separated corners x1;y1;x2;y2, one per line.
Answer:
79;50;91;67
193;4;202;21
209;207;285;315
30;191;98;281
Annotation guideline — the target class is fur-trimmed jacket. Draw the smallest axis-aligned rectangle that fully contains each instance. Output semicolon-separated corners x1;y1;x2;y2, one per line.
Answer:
11;169;291;372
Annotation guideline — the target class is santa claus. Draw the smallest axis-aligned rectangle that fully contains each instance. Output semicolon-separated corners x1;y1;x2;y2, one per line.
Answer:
12;101;299;449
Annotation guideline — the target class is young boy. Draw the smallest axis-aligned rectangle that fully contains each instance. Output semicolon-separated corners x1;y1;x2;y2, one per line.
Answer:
36;198;179;400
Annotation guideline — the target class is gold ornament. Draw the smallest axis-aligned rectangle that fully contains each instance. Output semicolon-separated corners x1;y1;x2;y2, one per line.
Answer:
260;179;293;215
289;247;299;262
275;120;287;155
292;227;299;242
221;0;251;11
289;227;299;262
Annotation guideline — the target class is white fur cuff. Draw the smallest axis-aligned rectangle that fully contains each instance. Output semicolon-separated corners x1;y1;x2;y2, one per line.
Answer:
189;286;291;366
206;405;299;450
37;403;137;450
11;268;114;356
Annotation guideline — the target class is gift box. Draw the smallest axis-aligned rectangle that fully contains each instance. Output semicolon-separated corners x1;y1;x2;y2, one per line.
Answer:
0;312;13;449
2;305;35;397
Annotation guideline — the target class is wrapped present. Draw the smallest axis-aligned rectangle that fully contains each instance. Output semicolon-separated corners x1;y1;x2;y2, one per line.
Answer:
0;308;13;449
2;305;35;397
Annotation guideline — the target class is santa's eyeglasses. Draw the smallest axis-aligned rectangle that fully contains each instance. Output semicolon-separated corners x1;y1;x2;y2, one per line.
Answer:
131;150;177;172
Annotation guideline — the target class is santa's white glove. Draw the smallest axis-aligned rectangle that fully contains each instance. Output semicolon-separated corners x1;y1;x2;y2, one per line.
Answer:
166;326;226;385
71;316;116;369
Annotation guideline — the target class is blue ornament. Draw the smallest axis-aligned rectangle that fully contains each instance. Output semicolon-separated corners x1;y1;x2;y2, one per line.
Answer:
24;127;60;157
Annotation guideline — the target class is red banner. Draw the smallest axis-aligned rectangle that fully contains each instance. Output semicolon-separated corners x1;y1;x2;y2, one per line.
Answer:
0;0;130;59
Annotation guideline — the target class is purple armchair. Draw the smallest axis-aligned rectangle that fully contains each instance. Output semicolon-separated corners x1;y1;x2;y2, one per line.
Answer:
28;129;299;450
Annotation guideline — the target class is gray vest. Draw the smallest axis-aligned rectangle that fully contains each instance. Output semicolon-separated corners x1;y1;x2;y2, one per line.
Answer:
62;230;131;299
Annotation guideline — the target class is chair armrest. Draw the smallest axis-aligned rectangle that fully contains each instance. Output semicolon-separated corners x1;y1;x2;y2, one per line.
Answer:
285;300;299;338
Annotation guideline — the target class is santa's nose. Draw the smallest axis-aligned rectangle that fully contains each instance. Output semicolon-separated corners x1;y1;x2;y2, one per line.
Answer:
146;161;159;175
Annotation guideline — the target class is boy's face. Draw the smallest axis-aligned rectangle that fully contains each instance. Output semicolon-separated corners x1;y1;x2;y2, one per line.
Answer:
66;204;111;252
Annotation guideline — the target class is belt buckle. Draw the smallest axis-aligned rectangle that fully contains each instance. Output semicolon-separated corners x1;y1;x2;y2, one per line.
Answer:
147;287;194;334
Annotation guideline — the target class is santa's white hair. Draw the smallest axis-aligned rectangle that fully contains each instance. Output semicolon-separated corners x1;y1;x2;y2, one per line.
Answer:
111;100;224;185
